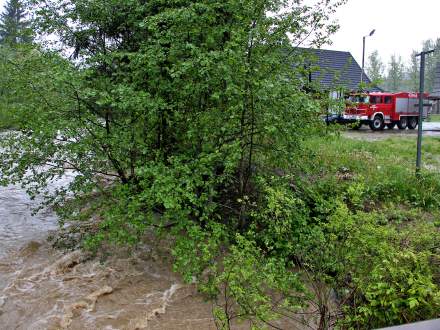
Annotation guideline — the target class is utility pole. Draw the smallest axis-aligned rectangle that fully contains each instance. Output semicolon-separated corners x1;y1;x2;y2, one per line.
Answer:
415;49;435;176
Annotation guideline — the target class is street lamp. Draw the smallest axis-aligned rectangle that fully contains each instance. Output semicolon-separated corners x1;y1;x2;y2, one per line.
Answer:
361;29;376;86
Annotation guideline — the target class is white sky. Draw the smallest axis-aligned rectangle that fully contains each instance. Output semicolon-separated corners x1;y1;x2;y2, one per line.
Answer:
328;0;440;68
1;0;439;68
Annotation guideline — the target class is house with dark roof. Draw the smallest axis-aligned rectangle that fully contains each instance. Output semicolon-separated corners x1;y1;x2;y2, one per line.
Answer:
301;48;382;94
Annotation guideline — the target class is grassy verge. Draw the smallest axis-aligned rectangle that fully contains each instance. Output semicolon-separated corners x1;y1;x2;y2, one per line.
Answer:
302;134;440;208
428;114;440;122
296;134;440;328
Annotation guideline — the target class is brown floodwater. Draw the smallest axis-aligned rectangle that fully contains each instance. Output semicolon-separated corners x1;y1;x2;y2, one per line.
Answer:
0;175;221;330
1;177;230;330
0;238;221;330
0;177;311;329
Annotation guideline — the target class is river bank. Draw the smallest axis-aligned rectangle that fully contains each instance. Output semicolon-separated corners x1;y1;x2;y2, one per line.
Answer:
1;133;439;329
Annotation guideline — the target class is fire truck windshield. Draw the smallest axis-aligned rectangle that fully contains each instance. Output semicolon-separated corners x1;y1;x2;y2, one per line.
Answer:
347;95;370;104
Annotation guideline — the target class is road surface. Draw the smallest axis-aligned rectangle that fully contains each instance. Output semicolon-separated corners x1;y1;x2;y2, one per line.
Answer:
344;121;440;141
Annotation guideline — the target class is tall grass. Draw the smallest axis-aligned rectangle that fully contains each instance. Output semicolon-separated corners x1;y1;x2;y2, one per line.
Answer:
300;134;440;209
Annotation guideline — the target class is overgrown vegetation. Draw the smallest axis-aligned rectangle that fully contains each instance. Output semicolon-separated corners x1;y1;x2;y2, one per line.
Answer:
296;135;440;327
0;0;439;329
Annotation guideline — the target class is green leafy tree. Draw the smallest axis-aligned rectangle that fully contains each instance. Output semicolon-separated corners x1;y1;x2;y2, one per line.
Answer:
1;0;345;326
405;50;420;92
386;54;405;92
366;50;385;87
422;38;440;93
0;0;33;45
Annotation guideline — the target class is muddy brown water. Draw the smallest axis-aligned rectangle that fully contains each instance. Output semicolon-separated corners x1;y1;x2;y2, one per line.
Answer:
0;177;309;329
0;175;222;330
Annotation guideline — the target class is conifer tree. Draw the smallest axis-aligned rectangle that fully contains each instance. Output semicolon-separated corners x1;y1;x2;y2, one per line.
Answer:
0;0;33;45
405;50;420;92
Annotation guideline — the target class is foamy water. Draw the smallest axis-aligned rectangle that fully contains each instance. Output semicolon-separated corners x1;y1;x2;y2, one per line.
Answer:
0;175;306;329
0;176;221;329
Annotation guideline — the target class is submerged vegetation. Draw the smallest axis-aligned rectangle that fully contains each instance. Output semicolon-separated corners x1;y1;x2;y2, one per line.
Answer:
0;0;439;329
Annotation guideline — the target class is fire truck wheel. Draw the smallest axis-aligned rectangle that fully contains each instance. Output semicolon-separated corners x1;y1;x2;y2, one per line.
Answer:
397;117;408;130
386;123;396;130
408;117;418;130
369;116;385;131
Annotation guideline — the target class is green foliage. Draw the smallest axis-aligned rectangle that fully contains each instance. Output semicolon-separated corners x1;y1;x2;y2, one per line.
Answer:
0;1;345;327
366;50;385;88
295;135;440;328
0;0;33;45
385;55;405;92
201;235;306;330
350;251;440;327
326;207;440;328
3;0;440;329
0;104;19;130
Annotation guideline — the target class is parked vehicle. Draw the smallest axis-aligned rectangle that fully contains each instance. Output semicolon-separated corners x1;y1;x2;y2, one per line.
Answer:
329;92;432;131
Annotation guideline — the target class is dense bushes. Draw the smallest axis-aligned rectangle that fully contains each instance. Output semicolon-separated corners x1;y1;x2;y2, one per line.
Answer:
1;0;439;328
295;136;440;328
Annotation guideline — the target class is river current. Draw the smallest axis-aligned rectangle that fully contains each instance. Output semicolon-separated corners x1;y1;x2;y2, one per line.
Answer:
0;173;308;329
0;174;228;330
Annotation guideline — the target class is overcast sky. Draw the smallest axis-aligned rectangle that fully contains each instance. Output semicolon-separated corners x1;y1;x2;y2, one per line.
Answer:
328;0;440;67
1;0;439;68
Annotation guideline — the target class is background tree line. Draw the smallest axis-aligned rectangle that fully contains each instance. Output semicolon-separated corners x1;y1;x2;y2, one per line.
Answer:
367;39;440;93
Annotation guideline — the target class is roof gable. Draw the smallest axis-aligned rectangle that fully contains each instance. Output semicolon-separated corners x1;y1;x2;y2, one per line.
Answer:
301;48;381;92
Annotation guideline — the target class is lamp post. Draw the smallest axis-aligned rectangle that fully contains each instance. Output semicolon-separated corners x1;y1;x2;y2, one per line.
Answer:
361;29;376;86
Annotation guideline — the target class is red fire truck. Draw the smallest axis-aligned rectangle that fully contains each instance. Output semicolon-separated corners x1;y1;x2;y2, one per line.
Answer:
337;92;431;131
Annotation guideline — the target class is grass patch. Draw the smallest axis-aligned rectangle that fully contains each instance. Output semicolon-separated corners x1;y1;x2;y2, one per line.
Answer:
300;134;440;210
429;114;440;122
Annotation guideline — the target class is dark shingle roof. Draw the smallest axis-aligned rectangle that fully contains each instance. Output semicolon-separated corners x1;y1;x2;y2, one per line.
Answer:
301;48;382;92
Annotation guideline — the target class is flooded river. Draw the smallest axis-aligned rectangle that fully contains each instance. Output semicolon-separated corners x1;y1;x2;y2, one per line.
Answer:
0;179;309;329
0;176;226;330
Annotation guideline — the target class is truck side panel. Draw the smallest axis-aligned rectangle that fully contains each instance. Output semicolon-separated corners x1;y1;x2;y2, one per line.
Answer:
396;97;428;116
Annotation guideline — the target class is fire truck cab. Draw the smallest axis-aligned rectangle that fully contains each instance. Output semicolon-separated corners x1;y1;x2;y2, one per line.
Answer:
340;92;431;131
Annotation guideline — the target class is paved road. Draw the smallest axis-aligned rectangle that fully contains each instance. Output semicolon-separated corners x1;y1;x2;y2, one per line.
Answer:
421;122;440;131
344;121;440;140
